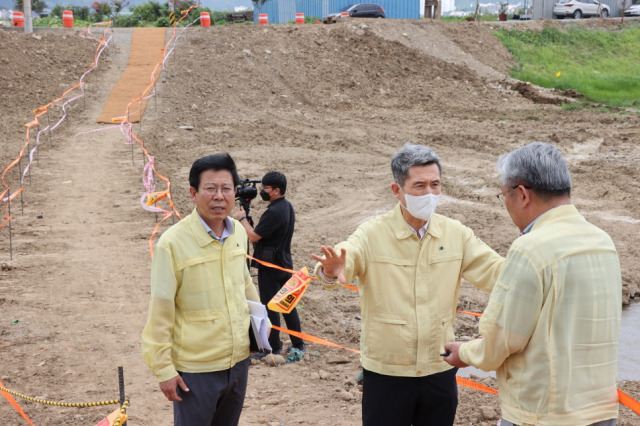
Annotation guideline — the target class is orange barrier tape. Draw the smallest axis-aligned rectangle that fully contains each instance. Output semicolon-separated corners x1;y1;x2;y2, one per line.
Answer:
455;376;498;394
257;261;640;415
456;310;482;317
0;23;112;231
248;256;483;318
271;325;360;354
273;328;640;416
148;212;174;258
246;255;317;279
112;11;202;255
0;379;34;426
619;389;640;415
0;188;23;228
455;379;640;417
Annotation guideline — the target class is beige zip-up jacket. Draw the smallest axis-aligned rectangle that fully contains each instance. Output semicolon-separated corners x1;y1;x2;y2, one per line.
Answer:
460;205;621;425
315;204;504;377
142;209;261;383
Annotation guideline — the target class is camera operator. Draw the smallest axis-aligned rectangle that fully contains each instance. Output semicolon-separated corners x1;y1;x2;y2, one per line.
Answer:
233;171;306;358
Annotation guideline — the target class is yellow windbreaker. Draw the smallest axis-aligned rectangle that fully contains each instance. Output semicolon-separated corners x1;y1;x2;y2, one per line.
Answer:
316;204;504;377
142;209;261;382
460;205;621;425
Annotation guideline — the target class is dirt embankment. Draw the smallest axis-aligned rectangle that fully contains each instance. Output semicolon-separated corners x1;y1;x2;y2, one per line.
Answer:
1;19;639;425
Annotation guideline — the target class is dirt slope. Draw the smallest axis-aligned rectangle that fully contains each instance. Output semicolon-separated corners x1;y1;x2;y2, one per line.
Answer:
1;19;639;425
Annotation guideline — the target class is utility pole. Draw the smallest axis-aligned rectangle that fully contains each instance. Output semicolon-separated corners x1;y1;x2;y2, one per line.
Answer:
23;0;33;34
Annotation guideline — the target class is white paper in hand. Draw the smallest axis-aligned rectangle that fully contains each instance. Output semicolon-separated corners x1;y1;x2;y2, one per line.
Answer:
248;300;272;351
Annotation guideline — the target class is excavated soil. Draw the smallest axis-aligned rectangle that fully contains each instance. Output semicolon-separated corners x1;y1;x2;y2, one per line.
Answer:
1;19;639;425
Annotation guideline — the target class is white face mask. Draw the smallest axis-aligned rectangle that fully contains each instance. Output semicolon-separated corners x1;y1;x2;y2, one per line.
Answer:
400;190;440;221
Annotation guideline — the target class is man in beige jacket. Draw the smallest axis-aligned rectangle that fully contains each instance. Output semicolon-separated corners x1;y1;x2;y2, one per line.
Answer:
444;142;621;426
313;143;504;426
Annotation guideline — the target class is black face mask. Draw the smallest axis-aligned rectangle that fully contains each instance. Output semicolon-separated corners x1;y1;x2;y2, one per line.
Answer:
260;189;271;201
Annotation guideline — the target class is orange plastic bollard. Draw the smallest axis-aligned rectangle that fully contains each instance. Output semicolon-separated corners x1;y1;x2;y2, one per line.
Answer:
62;10;73;28
258;13;268;25
295;12;304;24
12;11;24;27
200;11;210;27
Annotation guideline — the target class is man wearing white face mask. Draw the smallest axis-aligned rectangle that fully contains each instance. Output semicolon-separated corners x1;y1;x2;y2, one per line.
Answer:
312;143;504;426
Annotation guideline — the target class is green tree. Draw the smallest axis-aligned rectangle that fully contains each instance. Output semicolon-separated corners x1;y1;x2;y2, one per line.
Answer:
110;0;130;22
131;1;168;23
33;0;46;14
211;10;227;24
155;16;170;26
252;0;269;15
14;0;47;15
69;5;91;21
51;4;63;18
91;0;111;21
115;14;141;26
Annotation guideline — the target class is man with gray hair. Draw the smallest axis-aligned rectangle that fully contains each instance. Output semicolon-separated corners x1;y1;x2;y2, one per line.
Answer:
444;142;622;426
312;143;504;425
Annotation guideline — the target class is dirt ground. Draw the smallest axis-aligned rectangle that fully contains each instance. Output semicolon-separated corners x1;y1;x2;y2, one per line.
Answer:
1;18;639;425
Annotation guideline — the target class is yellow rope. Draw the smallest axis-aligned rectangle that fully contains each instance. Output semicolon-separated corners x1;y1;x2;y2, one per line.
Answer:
0;385;120;407
113;399;130;426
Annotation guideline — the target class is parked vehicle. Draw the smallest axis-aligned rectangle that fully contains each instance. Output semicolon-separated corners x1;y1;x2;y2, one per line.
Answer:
323;3;386;23
624;3;640;15
553;0;610;18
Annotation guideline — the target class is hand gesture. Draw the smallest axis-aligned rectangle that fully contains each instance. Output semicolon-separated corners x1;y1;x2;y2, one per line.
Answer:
311;246;347;284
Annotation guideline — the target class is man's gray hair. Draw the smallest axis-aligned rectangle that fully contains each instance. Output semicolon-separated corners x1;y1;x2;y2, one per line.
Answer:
391;143;442;187
497;142;571;197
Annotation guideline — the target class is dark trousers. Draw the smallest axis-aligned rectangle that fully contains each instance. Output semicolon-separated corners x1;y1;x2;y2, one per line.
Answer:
174;358;250;426
362;367;458;426
258;266;304;351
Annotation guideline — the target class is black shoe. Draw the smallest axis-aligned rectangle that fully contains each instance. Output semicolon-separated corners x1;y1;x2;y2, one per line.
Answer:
250;349;280;360
286;343;307;354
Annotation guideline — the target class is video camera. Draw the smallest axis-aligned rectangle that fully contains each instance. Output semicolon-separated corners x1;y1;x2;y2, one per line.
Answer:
236;178;261;226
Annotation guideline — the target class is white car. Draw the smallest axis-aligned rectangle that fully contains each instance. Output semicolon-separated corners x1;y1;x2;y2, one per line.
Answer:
624;3;640;15
553;0;610;18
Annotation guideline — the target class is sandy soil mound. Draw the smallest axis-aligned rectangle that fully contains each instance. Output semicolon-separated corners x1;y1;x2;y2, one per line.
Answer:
0;19;639;425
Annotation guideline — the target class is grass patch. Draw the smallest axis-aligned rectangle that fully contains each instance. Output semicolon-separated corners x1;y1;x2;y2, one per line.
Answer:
442;13;502;22
495;24;640;108
561;102;585;111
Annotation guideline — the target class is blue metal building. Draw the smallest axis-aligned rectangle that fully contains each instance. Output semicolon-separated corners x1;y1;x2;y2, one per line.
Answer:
255;0;420;24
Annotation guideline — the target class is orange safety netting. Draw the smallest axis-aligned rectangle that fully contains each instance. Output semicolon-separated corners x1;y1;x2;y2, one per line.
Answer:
0;22;113;231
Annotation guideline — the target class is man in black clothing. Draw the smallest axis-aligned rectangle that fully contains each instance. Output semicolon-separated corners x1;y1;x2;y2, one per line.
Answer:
233;171;305;355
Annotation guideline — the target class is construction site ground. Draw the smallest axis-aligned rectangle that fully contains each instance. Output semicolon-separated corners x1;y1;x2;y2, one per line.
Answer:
0;18;639;425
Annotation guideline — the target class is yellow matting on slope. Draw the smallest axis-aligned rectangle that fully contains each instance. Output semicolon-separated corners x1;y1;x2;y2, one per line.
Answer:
96;28;166;124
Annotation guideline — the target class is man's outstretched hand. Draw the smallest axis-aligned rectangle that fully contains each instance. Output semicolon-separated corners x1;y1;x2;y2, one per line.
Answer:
311;246;347;284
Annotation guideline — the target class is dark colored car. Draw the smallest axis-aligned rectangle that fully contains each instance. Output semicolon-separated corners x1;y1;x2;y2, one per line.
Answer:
324;3;386;23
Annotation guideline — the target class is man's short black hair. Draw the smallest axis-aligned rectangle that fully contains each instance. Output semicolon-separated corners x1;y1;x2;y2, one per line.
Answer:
262;171;287;195
189;153;240;189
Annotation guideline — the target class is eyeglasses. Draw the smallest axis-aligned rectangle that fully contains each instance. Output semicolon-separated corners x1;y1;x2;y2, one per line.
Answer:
496;185;531;205
200;185;235;197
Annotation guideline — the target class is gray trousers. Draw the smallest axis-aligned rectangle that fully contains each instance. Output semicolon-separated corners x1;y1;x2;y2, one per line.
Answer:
174;358;250;426
500;419;616;426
